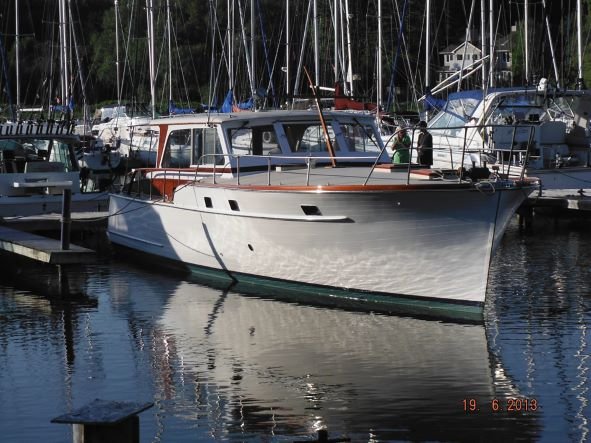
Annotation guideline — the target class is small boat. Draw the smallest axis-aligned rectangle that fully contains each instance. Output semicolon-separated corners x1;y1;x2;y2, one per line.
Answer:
107;109;538;321
0;121;110;217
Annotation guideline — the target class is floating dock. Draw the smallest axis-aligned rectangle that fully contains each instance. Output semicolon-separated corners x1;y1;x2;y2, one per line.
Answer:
0;225;96;264
527;189;591;213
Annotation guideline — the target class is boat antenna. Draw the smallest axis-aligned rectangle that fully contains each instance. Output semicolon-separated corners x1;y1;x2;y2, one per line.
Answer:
304;66;336;167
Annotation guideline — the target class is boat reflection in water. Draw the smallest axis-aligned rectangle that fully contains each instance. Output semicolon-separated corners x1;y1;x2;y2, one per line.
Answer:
0;256;540;442
149;278;540;441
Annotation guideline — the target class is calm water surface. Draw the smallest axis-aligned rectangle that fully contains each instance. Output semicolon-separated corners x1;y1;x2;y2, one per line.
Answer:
0;216;589;442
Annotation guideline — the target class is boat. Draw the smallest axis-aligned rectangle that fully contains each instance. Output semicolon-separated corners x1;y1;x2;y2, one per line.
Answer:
107;109;539;321
0;120;110;217
424;82;591;193
76;134;121;171
90;103;154;163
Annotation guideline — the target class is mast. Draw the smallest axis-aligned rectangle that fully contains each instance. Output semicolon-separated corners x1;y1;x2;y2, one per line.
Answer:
480;0;487;89
344;0;353;95
227;0;234;91
285;0;290;103
541;0;560;89
251;0;255;97
577;0;584;89
146;0;156;118
313;0;319;86
68;0;88;126
114;0;121;108
58;0;69;104
378;0;382;110
524;0;529;84
167;0;172;106
333;0;338;86
15;0;20;119
489;0;494;87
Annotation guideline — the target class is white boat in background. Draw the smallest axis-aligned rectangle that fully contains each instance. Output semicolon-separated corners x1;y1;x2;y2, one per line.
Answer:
75;134;121;171
90;103;154;163
107;109;538;321
424;82;591;193
0;121;109;217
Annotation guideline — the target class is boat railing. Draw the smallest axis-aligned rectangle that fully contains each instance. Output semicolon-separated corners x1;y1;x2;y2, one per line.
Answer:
427;122;540;181
0;120;76;136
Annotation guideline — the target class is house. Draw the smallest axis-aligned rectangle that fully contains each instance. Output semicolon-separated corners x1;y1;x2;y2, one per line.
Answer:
438;41;482;85
437;35;513;87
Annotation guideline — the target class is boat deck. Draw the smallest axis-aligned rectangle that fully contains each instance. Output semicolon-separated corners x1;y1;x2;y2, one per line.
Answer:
211;164;469;188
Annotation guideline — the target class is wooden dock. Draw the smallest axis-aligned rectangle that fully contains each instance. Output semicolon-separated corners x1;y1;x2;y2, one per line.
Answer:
0;226;96;264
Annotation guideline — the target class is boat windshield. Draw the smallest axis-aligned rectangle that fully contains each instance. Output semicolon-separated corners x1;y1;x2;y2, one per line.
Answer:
429;93;481;137
0;137;77;173
485;94;547;126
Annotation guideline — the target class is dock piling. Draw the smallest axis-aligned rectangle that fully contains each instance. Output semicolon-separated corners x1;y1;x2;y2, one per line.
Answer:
51;399;153;443
61;188;72;250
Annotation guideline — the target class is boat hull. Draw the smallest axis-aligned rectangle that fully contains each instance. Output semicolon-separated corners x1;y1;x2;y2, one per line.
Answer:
108;183;529;321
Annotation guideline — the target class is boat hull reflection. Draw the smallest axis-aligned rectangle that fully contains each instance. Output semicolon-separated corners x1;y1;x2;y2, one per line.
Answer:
150;280;540;441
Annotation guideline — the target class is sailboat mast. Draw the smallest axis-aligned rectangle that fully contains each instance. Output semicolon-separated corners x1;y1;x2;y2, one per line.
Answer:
15;0;20;119
58;0;69;104
480;0;487;89
251;0;255;96
424;0;429;92
333;0;338;86
577;0;584;88
313;0;319;86
167;0;172;105
227;0;234;91
524;0;529;84
541;0;560;89
489;0;494;87
114;0;121;108
146;0;156;118
378;0;382;110
344;0;353;95
285;0;290;102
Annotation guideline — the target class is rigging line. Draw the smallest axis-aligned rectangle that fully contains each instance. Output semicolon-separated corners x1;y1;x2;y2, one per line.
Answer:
385;0;409;113
265;25;284;110
256;0;277;105
169;4;193;109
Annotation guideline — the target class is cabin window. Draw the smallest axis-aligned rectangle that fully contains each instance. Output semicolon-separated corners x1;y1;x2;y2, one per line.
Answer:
282;123;338;153
228;125;280;156
337;123;380;153
204;197;212;208
196;127;224;165
48;139;76;171
162;129;191;168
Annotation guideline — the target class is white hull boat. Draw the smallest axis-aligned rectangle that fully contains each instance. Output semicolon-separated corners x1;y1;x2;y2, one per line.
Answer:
423;84;591;194
0;121;110;217
108;110;538;321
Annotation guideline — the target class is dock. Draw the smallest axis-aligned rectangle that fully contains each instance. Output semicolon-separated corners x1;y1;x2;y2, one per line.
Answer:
526;189;591;213
0;226;96;264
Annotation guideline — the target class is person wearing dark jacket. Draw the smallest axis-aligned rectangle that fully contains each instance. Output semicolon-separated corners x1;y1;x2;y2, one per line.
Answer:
416;120;433;167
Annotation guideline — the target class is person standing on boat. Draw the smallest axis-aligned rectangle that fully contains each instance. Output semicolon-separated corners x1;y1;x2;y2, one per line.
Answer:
416;121;433;167
391;127;411;164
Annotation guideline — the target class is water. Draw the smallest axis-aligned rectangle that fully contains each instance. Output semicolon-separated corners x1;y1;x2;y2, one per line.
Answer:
0;216;589;442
